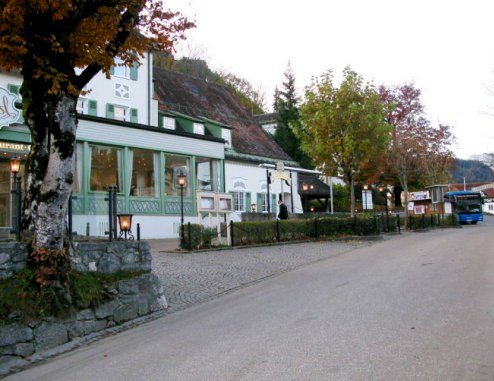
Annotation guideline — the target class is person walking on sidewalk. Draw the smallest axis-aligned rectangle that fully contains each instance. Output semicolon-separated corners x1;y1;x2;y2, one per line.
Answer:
277;199;288;220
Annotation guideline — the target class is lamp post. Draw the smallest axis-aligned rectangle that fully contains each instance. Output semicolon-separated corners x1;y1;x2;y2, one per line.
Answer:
177;172;187;245
302;183;308;212
10;157;21;241
378;185;391;232
302;183;314;213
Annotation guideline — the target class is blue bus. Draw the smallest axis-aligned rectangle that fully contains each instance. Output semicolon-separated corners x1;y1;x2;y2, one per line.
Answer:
443;191;484;224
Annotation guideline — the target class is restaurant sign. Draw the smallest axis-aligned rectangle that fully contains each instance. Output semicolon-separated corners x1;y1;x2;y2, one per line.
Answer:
0;87;20;128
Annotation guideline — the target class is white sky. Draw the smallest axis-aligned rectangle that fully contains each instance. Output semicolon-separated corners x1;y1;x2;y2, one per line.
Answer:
168;0;494;159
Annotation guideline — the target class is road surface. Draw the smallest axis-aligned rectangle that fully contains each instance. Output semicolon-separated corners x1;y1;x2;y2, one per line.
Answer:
5;221;494;380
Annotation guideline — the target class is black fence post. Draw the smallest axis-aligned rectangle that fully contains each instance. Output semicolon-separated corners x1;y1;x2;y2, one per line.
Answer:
230;221;235;247
187;222;192;250
421;214;425;229
105;187;113;241
105;185;118;241
396;213;401;233
112;189;117;240
10;173;21;241
276;219;280;242
137;223;141;241
68;194;77;241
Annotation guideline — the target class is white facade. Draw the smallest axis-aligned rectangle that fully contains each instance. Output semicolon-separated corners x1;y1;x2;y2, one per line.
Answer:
225;160;303;221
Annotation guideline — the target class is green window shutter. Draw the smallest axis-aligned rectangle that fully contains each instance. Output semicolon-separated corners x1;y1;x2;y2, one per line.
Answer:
271;194;277;213
257;193;263;209
130;63;138;81
106;104;114;119
7;84;20;94
245;192;251;212
88;100;97;116
130;108;138;123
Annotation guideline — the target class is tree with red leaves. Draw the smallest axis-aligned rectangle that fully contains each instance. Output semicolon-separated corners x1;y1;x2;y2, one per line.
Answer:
379;83;455;216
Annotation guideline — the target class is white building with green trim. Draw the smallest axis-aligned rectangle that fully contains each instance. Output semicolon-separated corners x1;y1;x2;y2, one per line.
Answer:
0;55;311;239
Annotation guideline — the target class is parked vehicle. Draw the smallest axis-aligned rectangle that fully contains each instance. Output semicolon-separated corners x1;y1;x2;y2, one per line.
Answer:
444;191;484;224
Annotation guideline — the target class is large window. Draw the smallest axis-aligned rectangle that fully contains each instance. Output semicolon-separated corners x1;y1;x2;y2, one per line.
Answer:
165;154;190;196
73;143;83;192
232;191;245;212
114;105;128;121
222;128;232;148
196;157;220;192
130;149;159;197
163;116;175;130
112;58;130;79
89;145;122;192
193;123;205;135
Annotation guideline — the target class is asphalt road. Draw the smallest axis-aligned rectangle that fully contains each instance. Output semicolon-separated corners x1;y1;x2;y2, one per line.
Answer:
6;221;494;380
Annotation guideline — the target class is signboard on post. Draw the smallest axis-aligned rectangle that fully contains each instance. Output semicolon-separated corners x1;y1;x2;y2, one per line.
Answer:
362;190;373;210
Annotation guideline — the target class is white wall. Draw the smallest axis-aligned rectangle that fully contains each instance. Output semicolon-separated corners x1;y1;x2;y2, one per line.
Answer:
0;52;154;127
224;160;303;222
72;214;197;239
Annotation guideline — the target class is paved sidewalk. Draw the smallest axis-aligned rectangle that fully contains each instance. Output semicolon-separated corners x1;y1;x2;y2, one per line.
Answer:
150;240;375;311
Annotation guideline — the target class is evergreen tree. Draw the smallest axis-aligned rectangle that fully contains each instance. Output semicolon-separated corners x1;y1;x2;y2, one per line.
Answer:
274;64;312;169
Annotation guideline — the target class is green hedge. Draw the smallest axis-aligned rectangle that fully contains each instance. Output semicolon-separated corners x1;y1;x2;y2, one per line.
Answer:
231;215;385;247
180;223;216;250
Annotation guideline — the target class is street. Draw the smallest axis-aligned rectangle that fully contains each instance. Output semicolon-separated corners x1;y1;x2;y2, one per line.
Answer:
5;219;494;380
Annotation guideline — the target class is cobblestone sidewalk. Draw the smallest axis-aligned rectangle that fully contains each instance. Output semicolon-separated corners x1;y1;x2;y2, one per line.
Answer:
151;240;374;311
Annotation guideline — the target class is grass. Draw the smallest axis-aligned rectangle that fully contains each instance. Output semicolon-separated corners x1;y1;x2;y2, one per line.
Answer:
0;268;144;325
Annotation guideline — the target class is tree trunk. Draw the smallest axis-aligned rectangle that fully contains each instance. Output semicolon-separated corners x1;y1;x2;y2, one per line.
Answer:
23;92;76;251
400;179;409;227
349;176;355;217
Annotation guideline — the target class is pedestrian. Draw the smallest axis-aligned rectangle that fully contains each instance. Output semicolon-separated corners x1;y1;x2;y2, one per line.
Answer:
277;199;288;220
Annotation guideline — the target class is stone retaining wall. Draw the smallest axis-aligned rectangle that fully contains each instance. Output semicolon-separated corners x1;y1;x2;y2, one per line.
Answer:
0;241;167;377
0;242;28;279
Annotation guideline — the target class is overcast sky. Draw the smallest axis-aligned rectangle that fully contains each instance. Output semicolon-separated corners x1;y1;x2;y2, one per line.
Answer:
168;0;494;159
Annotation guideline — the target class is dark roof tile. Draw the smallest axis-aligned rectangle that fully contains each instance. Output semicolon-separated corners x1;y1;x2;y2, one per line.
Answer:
153;68;292;161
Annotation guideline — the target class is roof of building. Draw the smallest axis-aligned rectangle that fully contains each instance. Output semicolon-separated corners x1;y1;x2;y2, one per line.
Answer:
153;68;292;162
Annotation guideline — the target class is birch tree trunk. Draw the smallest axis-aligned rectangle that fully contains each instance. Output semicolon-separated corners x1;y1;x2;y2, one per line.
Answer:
21;74;77;290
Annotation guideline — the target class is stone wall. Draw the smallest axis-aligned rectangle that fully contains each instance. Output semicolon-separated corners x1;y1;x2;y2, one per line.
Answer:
0;240;152;279
0;242;28;279
0;240;167;377
70;241;152;273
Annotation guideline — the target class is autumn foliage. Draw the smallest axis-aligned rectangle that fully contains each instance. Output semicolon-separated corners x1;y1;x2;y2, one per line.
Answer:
0;0;194;94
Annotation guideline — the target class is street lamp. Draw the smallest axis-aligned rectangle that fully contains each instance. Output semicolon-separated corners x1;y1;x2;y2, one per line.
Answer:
177;172;187;246
378;185;391;232
10;157;21;241
117;213;134;240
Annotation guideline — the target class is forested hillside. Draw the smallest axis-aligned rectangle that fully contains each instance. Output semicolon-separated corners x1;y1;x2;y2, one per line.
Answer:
451;159;494;183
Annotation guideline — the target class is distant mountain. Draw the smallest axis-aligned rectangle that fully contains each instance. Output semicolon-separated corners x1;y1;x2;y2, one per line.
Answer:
451;159;494;183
